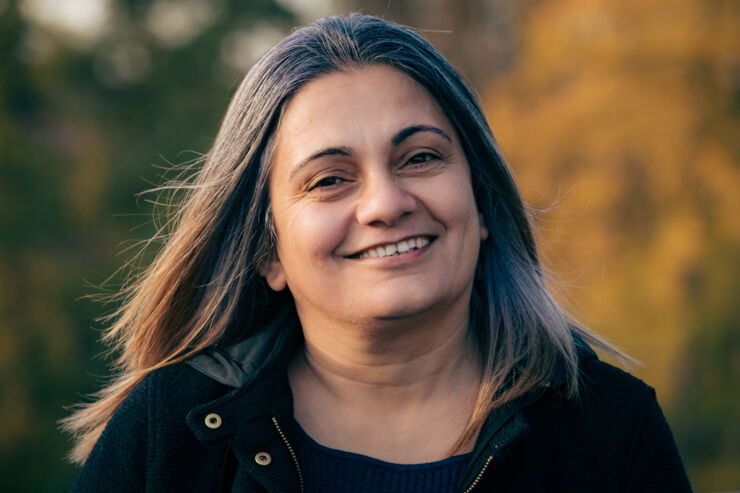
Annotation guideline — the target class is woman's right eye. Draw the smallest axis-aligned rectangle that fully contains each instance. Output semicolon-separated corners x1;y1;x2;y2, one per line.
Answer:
309;176;345;190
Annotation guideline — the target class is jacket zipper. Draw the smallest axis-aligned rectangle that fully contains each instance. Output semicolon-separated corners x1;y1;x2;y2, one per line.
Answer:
271;417;304;493
461;455;493;493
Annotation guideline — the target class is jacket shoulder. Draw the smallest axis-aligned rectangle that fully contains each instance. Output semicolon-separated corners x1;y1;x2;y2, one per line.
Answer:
578;358;691;490
147;360;234;409
517;357;692;491
104;361;233;432
73;362;232;492
553;357;664;451
578;358;656;408
525;358;660;443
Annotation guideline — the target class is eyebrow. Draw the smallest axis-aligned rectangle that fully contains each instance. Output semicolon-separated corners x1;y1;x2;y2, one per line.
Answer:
391;125;451;146
289;146;354;180
289;125;451;180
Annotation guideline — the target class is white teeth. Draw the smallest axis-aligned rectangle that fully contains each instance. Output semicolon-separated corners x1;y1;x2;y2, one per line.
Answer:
357;236;431;259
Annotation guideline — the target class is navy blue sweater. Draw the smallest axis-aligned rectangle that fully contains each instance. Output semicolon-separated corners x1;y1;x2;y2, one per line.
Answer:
288;416;471;493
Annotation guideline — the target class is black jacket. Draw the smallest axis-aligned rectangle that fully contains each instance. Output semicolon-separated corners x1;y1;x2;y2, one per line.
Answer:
72;322;692;492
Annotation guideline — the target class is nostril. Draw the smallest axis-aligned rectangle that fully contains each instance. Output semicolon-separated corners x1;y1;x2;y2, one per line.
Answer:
356;182;417;226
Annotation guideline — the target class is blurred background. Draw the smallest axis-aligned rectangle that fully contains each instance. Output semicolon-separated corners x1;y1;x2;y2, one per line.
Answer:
0;0;737;491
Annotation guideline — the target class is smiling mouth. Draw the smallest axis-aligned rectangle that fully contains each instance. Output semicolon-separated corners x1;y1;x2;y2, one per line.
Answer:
348;236;435;259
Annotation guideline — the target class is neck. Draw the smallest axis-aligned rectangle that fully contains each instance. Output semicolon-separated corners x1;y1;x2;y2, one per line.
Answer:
288;309;483;462
295;314;479;390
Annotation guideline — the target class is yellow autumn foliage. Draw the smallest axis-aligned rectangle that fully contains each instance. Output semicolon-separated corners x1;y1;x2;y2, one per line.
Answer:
486;0;739;407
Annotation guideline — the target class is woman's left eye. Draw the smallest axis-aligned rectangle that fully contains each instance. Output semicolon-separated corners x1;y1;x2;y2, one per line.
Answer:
405;152;440;167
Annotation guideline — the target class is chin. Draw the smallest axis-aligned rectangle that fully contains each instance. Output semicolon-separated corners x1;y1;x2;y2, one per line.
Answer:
357;294;451;322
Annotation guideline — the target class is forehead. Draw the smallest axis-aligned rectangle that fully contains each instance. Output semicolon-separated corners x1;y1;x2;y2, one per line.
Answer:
271;65;456;169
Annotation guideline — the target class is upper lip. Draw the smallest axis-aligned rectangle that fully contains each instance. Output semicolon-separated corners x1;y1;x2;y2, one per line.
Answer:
343;234;436;258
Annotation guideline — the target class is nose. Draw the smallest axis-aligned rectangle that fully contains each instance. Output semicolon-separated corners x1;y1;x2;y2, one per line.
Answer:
355;174;417;227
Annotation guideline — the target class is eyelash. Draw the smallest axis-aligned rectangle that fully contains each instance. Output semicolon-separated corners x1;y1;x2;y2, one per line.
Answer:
404;151;441;167
309;176;346;190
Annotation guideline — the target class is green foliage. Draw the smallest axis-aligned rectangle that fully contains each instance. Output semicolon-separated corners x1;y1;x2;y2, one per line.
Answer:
0;1;294;490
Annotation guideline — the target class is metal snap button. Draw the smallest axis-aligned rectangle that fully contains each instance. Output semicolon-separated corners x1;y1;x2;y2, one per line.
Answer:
204;413;222;429
255;452;272;466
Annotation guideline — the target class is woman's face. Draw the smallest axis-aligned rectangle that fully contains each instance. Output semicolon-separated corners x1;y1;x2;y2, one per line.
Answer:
263;65;487;328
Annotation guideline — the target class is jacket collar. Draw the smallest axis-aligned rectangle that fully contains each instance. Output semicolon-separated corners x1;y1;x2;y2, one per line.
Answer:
186;304;301;444
184;319;598;492
187;311;598;393
184;314;599;444
186;305;302;389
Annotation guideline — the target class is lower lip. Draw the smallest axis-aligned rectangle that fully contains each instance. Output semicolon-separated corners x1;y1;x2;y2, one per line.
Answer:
351;241;433;264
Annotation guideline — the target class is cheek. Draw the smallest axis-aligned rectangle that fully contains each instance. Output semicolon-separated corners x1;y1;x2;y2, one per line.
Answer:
421;173;483;274
420;173;479;228
275;202;350;264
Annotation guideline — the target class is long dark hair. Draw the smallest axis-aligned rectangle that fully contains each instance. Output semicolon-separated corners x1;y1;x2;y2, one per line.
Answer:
63;13;624;463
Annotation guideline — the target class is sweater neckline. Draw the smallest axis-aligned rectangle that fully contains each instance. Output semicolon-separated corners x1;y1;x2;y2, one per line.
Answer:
288;416;473;470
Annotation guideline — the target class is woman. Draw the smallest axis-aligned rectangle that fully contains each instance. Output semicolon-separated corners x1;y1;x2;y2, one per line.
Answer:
66;14;692;492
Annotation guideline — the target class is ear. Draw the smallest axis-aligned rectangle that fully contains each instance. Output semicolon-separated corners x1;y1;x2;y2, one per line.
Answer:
259;259;287;292
479;214;489;240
